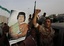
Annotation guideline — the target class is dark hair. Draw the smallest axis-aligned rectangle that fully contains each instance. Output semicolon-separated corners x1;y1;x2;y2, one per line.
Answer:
17;12;26;21
44;17;51;23
29;14;31;17
46;17;51;20
4;23;7;25
43;12;46;17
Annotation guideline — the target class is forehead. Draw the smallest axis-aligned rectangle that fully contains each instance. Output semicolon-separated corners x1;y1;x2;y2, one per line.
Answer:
18;15;24;17
45;19;51;21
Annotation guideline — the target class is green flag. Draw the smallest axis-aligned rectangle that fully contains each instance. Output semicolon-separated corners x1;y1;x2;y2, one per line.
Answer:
0;5;11;14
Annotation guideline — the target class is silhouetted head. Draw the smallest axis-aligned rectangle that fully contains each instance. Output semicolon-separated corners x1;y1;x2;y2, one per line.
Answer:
43;12;46;17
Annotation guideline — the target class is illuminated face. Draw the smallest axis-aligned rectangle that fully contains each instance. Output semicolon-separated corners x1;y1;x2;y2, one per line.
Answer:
18;15;25;24
45;19;51;28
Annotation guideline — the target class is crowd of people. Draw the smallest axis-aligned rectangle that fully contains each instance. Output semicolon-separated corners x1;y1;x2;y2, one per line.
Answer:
0;9;56;46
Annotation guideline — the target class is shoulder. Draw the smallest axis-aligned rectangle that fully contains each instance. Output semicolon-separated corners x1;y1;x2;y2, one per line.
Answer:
20;23;28;28
22;23;28;26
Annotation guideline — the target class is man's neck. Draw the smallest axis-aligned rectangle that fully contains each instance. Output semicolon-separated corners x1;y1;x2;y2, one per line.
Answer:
44;26;51;29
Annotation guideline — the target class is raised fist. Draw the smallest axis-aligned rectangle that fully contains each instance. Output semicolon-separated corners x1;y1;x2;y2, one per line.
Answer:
35;9;41;15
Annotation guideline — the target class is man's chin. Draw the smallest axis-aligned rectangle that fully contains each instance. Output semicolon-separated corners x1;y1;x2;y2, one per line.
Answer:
46;26;50;28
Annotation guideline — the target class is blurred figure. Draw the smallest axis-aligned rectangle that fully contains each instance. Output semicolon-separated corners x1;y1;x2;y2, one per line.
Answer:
53;15;58;23
0;23;10;46
39;12;46;25
33;9;55;46
0;26;3;37
43;12;46;17
28;14;32;23
2;23;9;35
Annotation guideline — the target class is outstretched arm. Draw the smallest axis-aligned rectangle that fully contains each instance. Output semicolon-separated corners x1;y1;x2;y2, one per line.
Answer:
32;9;41;27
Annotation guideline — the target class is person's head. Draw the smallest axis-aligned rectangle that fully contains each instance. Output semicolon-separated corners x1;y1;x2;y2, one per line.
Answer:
4;23;7;25
43;12;46;17
29;14;31;18
53;15;56;18
17;12;26;23
28;14;32;21
44;17;51;28
4;23;7;26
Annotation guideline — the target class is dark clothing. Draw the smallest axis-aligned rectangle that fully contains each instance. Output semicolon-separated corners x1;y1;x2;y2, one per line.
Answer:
24;35;37;46
0;34;10;46
53;18;58;23
2;25;9;34
0;26;3;37
39;17;46;25
26;25;41;46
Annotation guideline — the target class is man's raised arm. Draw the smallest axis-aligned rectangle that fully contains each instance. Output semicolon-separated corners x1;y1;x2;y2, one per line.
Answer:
32;9;41;27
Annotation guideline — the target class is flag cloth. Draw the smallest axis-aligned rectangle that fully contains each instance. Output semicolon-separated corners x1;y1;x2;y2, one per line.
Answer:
0;5;11;14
